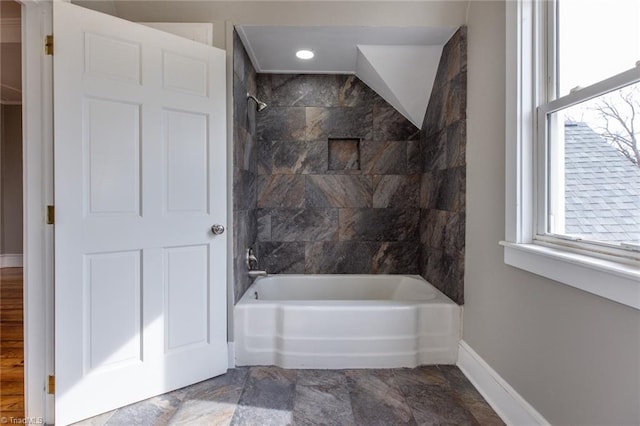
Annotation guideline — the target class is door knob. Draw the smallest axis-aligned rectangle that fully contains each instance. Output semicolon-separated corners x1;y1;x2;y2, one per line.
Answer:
211;224;225;235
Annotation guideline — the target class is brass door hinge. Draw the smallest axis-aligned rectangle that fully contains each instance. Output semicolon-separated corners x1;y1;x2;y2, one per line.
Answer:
47;375;55;394
45;35;53;55
46;205;55;225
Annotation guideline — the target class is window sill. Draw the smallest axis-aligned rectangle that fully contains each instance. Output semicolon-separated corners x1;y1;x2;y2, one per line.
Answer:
500;241;640;310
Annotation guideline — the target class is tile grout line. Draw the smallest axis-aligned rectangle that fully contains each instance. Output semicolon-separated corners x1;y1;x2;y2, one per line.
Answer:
291;369;300;423
343;371;360;426
101;409;116;425
388;369;420;425
228;367;252;425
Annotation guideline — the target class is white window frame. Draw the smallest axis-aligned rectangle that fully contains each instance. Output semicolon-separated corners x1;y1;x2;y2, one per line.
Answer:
503;0;640;310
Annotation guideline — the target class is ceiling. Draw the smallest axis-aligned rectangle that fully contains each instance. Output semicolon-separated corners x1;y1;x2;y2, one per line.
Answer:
235;25;455;126
235;25;456;73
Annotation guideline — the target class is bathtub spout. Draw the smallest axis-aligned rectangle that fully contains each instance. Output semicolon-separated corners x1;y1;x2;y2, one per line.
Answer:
248;270;267;278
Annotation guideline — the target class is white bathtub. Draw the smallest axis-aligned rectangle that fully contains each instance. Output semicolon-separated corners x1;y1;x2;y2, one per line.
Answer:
234;274;460;369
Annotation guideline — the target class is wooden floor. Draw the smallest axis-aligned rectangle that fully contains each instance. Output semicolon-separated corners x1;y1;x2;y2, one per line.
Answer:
0;267;24;420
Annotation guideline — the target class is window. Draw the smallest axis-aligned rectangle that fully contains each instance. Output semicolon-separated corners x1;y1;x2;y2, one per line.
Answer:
504;0;640;310
539;0;640;258
542;84;640;255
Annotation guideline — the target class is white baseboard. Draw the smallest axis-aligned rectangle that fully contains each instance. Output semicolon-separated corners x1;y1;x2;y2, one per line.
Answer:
457;340;550;426
227;341;235;368
0;254;23;268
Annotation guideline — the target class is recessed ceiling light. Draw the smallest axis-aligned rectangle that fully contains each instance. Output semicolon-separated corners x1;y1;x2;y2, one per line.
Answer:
296;49;315;60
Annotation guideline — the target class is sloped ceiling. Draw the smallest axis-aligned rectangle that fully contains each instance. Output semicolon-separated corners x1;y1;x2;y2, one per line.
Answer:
356;45;443;127
237;25;455;126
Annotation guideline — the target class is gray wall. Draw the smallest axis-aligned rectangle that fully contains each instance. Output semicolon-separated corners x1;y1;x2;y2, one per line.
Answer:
255;74;421;275
419;27;467;304
232;30;258;303
87;1;470;51
465;2;640;424
1;105;23;255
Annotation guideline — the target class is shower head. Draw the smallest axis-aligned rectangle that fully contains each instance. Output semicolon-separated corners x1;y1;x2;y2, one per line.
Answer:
247;93;268;112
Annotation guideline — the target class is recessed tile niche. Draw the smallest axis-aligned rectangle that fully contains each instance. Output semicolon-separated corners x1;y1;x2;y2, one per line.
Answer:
254;73;421;277
328;138;361;171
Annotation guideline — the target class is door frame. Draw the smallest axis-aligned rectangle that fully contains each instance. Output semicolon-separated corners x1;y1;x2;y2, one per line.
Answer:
19;0;54;423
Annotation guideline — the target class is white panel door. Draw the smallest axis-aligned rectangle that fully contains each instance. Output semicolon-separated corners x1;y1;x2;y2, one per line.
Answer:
53;3;227;424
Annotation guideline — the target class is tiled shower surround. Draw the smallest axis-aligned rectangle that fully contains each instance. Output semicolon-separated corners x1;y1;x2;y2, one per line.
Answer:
232;30;258;303
419;27;467;304
232;27;467;304
255;74;422;275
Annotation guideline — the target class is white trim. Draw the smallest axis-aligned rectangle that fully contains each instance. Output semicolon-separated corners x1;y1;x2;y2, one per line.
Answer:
504;0;536;244
501;242;640;310
540;66;640;114
0;254;23;268
227;341;235;368
234;25;261;73
457;341;550;426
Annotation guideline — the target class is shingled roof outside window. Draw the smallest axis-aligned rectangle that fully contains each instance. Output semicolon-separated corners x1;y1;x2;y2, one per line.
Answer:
564;121;640;244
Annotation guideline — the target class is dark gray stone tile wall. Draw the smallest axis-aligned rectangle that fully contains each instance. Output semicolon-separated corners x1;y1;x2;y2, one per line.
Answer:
232;30;258;303
255;74;421;275
420;26;467;304
234;30;467;302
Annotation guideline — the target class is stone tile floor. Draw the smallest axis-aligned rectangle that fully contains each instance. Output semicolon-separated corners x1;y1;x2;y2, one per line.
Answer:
73;366;504;425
